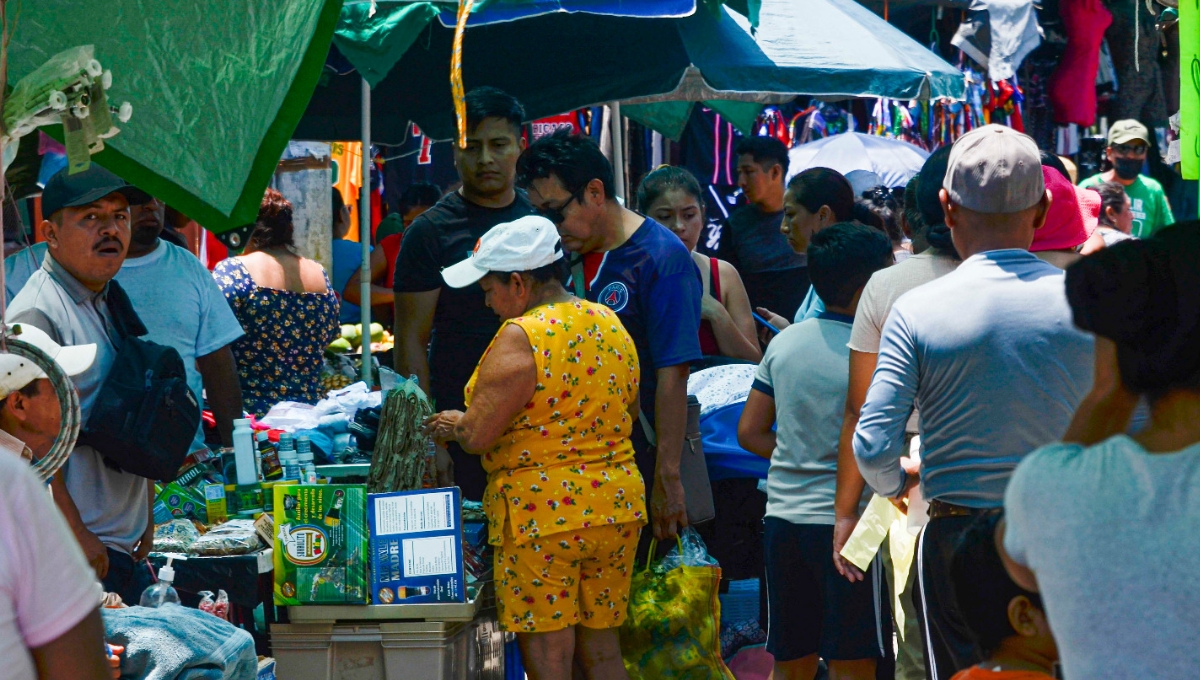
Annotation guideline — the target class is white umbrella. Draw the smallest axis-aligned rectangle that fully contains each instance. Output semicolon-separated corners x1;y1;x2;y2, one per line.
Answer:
786;132;930;189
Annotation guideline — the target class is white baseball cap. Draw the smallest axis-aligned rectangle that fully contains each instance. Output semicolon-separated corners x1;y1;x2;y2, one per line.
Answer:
442;215;564;289
0;324;96;399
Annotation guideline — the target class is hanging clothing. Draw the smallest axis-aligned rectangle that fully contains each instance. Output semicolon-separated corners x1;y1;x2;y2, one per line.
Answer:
1049;0;1112;127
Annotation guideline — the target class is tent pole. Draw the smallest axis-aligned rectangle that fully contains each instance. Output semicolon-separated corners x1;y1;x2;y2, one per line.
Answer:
359;76;374;388
609;102;625;202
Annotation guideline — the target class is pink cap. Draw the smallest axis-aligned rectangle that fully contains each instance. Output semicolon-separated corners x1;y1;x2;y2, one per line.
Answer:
1031;166;1100;253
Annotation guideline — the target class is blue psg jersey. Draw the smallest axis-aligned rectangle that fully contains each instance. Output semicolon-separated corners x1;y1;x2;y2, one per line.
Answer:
573;218;702;425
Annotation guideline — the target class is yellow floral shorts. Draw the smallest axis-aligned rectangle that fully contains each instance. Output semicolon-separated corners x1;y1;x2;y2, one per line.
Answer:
495;522;642;633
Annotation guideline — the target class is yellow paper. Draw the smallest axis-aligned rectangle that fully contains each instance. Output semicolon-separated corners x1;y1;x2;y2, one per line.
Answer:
888;512;917;637
839;495;903;572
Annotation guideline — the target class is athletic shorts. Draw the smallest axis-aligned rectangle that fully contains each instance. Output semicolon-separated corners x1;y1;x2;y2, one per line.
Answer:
495;522;642;633
763;517;891;662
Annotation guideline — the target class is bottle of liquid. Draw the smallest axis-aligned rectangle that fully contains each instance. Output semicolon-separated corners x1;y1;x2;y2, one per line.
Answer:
232;419;257;486
256;431;279;480
297;435;317;484
139;556;181;608
277;433;299;481
323;490;345;527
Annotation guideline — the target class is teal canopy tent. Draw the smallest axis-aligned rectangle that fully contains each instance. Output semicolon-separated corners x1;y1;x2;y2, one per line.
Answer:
9;0;342;235
296;0;964;143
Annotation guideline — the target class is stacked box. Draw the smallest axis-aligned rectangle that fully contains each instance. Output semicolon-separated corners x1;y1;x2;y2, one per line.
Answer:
274;484;368;605
368;487;466;604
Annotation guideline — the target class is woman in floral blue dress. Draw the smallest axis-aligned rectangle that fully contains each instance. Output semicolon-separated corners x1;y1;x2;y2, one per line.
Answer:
213;189;341;416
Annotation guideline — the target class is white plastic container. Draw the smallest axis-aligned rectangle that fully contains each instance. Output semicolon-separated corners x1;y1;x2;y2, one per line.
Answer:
233;418;257;486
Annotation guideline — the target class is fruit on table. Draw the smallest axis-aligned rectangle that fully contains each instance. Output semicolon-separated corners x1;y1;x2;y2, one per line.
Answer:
328;338;353;353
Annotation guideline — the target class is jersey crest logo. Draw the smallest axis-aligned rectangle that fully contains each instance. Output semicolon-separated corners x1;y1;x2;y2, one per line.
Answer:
598;281;629;312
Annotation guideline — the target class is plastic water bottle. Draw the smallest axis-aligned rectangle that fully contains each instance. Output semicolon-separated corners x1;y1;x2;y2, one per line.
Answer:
422;437;438;488
139;556;181;608
297;435;317;484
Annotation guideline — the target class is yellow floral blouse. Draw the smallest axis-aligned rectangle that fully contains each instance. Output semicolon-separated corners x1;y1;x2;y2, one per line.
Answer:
464;299;646;547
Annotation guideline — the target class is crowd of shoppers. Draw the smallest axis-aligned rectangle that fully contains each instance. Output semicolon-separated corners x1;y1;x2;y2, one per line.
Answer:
0;70;1189;680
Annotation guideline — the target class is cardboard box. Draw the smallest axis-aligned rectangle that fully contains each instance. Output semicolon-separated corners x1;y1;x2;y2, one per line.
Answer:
204;483;229;524
273;484;368;605
157;483;207;523
368;487;465;604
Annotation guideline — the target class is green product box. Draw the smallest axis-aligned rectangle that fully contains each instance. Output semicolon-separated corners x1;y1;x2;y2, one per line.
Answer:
157;482;208;524
273;484;367;605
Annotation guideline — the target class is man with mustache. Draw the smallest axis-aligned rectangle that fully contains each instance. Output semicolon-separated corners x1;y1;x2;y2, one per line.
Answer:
6;165;155;605
115;193;244;449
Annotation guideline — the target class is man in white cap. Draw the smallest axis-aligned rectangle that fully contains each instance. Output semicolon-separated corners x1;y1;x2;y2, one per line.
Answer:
0;323;96;462
853;125;1095;680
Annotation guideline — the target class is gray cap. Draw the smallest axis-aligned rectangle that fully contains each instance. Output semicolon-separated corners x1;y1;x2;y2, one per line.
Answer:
942;124;1045;214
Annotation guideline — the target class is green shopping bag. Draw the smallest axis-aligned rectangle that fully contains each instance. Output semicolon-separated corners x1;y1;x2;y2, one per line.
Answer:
620;528;735;679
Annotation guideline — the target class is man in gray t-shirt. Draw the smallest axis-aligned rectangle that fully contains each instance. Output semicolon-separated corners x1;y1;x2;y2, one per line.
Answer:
853;126;1094;680
6;166;151;605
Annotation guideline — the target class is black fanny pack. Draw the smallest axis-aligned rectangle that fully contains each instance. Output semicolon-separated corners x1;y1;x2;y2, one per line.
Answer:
80;280;201;481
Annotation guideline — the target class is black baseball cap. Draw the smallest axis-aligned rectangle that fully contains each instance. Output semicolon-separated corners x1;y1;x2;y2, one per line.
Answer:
41;165;150;218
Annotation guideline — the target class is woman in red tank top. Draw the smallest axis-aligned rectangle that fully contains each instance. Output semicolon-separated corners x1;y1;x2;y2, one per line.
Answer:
636;167;761;362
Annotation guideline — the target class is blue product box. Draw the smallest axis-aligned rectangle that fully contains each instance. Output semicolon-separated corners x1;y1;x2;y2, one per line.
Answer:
368;487;465;604
463;521;488;548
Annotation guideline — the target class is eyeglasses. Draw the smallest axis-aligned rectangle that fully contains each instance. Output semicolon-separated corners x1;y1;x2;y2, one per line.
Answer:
537;188;583;225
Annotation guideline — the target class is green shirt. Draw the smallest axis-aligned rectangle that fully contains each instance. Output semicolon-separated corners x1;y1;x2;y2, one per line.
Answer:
1081;173;1175;238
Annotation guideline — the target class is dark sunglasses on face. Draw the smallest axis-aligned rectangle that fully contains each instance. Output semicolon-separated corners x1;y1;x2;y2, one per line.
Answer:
537;188;583;225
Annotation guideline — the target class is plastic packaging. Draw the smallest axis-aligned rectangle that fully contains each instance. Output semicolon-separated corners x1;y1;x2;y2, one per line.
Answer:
233;418;257;486
657;526;719;572
214;589;230;620
153;519;201;553
140;557;181;607
253;431;264;481
258;432;281;480
198;590;216;615
189;519;263;556
297;435;317;484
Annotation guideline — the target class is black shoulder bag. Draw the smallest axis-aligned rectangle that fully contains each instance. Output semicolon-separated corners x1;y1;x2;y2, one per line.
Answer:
80;280;201;480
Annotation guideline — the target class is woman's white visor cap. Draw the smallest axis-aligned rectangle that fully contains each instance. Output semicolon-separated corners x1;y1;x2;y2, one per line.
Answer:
442;215;564;289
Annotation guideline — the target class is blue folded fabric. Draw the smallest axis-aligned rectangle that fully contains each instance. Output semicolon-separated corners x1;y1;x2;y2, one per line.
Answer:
103;605;257;680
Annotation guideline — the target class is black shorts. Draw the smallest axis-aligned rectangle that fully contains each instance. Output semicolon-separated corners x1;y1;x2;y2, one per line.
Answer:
763;517;891;663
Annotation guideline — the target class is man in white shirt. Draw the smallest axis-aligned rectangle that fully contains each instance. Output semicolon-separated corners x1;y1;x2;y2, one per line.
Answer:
0;325;110;679
115;191;244;450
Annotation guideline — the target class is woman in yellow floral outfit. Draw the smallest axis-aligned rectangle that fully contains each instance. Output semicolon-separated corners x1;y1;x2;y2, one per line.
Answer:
428;216;645;680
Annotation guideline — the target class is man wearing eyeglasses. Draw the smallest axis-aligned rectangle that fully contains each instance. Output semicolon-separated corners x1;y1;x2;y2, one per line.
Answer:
392;87;534;501
518;129;702;547
1080;119;1174;238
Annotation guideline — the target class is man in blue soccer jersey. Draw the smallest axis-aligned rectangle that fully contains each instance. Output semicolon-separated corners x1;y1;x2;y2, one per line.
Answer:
518;130;703;546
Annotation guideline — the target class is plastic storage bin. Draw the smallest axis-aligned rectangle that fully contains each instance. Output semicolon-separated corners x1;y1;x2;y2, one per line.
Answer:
271;611;503;680
719;578;761;624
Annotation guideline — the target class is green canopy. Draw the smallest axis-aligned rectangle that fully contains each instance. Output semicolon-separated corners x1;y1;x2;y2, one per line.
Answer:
11;0;342;234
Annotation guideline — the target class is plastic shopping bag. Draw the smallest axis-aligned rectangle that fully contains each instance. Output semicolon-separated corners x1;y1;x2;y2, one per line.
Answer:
620;527;735;679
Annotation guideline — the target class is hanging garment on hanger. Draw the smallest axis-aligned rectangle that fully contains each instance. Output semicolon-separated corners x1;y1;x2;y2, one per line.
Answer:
1049;0;1112;127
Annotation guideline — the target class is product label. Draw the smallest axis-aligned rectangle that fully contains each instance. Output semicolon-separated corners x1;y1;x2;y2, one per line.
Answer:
402;535;458;576
373;490;456;535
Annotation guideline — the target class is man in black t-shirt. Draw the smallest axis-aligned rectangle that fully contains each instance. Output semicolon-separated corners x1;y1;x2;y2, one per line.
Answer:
722;137;808;321
392;87;534;500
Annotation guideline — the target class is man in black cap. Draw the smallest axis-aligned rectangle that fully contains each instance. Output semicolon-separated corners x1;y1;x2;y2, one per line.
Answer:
6;164;154;605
